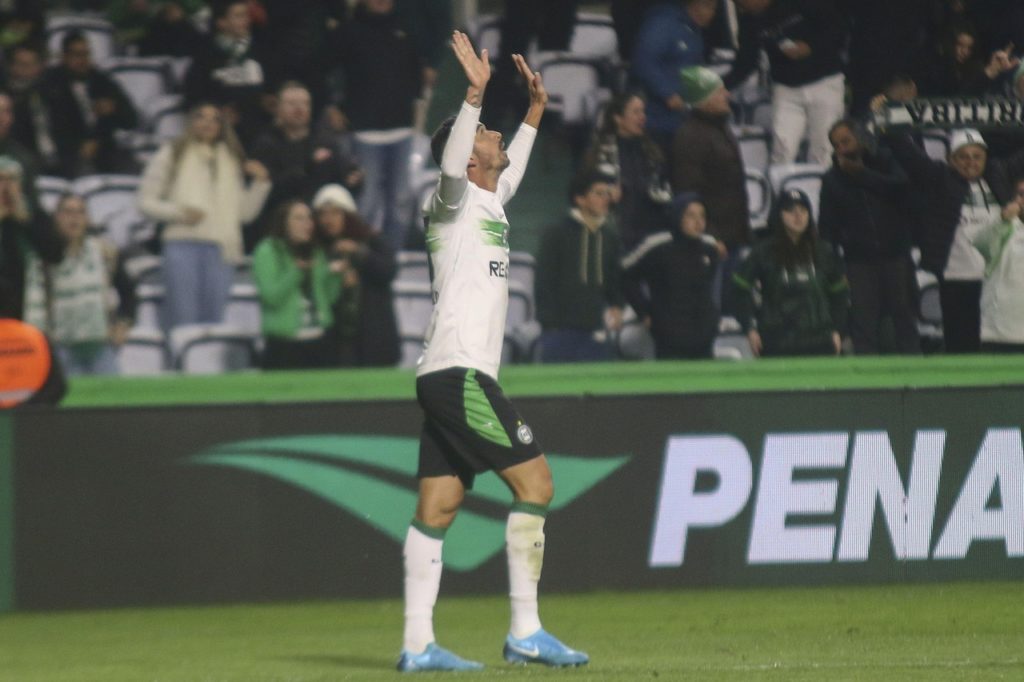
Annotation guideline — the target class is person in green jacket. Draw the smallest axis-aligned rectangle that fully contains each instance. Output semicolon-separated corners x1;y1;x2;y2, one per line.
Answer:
252;199;344;369
732;188;849;357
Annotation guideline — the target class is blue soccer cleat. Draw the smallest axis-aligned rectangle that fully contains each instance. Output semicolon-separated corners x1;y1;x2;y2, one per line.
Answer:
396;642;485;673
503;628;589;667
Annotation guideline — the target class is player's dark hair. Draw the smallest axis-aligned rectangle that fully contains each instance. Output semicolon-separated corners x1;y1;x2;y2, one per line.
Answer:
430;116;457;166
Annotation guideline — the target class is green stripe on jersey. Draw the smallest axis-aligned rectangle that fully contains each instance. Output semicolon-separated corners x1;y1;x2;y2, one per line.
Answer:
479;219;509;248
463;369;512;447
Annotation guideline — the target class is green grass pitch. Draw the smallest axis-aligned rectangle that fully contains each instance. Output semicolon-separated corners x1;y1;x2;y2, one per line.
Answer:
1;582;1021;681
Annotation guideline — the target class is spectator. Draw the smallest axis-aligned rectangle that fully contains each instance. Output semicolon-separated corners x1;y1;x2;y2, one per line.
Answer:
581;92;671;250
0;155;61;319
671;66;747;311
970;176;1024;352
253;199;343;369
250;81;362;248
39;31;139;178
724;0;848;165
183;0;278;144
611;0;662;63
260;0;345;110
3;44;59;176
818;118;920;355
914;24;1020;98
22;193;135;376
137;2;207;57
313;183;399;367
394;0;453;128
622;192;720;359
331;0;423;253
733;188;849;357
631;0;718;154
0;0;44;52
138;103;271;330
884;125;1024;353
0;91;40;211
536;172;624;362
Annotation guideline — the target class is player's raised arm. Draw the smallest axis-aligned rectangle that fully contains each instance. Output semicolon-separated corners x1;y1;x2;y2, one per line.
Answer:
452;30;490;107
498;53;546;203
511;53;547;129
436;32;489;206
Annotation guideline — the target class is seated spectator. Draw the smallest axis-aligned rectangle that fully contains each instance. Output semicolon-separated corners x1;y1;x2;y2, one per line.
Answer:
0;155;61;319
108;0;206;57
0;0;44;53
914;24;1020;97
250;81;362;246
671;66;747;312
22;194;135;376
819;118;920;355
622;192;720;359
0;91;40;211
971;176;1024;353
39;31;139;178
3;44;59;176
184;0;278;144
253;199;343;369
581;93;671;251
733;188;849;357
312;184;399;367
536;172;624;363
138;103;271;331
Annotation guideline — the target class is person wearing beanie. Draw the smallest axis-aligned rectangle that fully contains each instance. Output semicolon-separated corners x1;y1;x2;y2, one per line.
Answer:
883;119;1024;353
536;171;625;362
622;192;721;358
312;183;400;367
732;188;849;357
671;65;748;314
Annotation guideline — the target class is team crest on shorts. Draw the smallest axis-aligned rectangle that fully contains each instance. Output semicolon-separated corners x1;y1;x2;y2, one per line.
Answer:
516;423;534;445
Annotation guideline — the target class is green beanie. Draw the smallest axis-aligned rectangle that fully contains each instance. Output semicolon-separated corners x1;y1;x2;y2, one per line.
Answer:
678;66;723;106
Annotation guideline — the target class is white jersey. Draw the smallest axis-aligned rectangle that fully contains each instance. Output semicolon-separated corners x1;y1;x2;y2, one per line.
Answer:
416;101;536;380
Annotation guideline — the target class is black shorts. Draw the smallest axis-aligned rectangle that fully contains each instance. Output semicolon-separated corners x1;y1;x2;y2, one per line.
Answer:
416;367;542;488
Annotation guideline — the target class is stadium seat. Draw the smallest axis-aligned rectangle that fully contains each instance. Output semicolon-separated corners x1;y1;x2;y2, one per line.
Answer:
399;334;424;368
396;251;430;283
36;176;71;214
45;14;116;65
117;327;168;375
392;280;434;338
734;125;771;172
922;130;950;162
123;253;162;286
768;163;827;222
224;283;261;335
72;174;155;249
169;323;258;374
148;94;186;142
567;13;618;61
508;251;536;304
713;332;753;359
134;282;164;329
466;13;501;62
539;58;606;127
745;168;771;232
615;319;656;360
506;280;533;333
104;57;176;127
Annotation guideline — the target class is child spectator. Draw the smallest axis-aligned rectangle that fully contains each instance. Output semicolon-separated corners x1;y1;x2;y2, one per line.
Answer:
253;199;344;369
622;192;720;359
972;177;1024;352
733;188;849;357
22;194;135;376
312;184;399;367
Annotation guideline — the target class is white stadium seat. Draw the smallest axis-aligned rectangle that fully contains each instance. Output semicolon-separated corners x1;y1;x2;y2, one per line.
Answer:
118;327;167;375
169;323;258;374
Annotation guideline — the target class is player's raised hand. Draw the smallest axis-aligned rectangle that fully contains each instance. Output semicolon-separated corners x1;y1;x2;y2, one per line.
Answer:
451;31;489;100
511;53;547;108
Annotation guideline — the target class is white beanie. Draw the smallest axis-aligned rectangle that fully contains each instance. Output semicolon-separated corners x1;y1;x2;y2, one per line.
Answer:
312;184;357;213
948;128;987;155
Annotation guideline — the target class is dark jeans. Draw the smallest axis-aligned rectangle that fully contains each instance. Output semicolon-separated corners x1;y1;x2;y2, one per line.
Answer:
938;279;982;354
540;329;613;363
262;334;336;370
846;258;920;355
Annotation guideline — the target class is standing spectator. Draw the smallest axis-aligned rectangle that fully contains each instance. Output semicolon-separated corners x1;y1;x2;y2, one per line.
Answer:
884;125;1024;353
250;81;362;248
913;24;1020;98
0;155;61;319
733;188;849;357
724;0;848;165
39;31;139;178
260;0;345;110
630;0;718;154
253;199;343;369
136;1;207;57
671;66;747;311
0;91;40;211
138;103;271;331
972;177;1024;353
183;0;278;144
332;0;423;253
22;194;135;376
610;0;662;62
581;93;671;250
0;0;44;53
3;44;59;177
535;172;624;362
818;119;920;355
394;0;453;129
313;183;400;367
622;192;720;359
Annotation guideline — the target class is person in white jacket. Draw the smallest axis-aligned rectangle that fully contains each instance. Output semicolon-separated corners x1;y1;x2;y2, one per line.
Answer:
138;103;270;330
972;176;1024;352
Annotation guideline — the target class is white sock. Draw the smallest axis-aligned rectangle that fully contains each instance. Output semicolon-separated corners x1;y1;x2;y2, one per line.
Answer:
506;510;545;639
402;524;444;653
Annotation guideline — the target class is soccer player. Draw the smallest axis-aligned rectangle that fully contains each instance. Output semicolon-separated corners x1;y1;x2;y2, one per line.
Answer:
396;31;589;673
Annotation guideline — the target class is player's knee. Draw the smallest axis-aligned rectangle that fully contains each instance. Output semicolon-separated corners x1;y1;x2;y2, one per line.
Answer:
525;468;554;506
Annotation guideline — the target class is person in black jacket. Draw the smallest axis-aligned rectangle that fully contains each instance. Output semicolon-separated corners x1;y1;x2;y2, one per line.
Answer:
39;31;138;178
819;118;919;355
883;123;1024;353
622;191;720;359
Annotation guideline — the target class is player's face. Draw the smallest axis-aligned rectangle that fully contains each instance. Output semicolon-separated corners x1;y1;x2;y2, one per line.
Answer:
285;203;315;244
950;145;986;181
613;97;645;138
680;202;707;238
471;124;508;171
